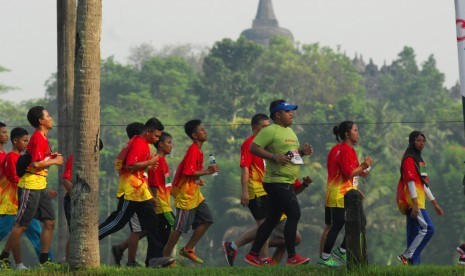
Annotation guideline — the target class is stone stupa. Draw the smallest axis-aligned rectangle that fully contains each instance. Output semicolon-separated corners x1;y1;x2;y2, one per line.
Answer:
241;0;294;45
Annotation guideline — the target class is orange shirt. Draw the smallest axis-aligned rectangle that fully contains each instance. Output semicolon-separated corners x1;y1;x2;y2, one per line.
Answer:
148;155;172;214
116;135;153;202
240;135;266;199
326;143;359;208
18;130;51;190
172;143;204;210
0;152;20;214
401;157;426;209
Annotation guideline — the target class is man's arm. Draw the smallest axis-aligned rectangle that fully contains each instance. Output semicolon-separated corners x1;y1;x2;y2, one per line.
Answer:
149;186;158;208
190;165;218;177
32;155;64;169
62;179;73;192
126;154;159;172
250;142;291;165
240;167;250;207
294;176;312;195
298;143;314;157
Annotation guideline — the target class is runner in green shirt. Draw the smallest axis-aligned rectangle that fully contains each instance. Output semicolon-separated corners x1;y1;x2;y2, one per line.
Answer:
244;99;313;267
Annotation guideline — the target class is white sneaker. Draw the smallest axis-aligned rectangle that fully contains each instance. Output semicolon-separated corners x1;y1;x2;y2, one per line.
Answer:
15;263;28;270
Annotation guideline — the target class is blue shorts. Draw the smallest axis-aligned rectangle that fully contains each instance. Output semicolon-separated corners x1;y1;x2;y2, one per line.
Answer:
0;215;53;259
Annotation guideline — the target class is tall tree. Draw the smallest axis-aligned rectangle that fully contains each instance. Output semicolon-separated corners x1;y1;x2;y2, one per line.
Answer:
69;0;101;268
56;0;76;262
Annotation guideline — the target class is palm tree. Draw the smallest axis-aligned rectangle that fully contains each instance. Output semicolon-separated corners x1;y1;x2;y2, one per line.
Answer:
69;0;101;268
56;0;76;262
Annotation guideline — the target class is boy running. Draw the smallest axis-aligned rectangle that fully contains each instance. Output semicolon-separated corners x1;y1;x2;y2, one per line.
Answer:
149;132;175;247
110;122;148;267
112;131;175;266
0;106;63;268
163;119;218;264
98;118;174;268
0;127;52;269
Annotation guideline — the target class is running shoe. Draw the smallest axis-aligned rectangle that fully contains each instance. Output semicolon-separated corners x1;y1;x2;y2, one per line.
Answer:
148;257;176;268
15;263;28;270
331;247;347;264
126;261;142;267
262;257;276;265
180;247;204;264
397;254;411;265
457;244;465;255
222;241;238;266
244;253;266;267
112;245;124;266
317;256;339;268
286;253;310;266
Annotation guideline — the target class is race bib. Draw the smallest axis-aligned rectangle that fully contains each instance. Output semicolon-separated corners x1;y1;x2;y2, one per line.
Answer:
286;150;304;165
419;162;427;177
353;176;359;188
165;174;172;188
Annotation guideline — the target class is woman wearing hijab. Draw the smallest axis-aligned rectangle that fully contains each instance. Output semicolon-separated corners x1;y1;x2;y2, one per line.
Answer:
397;131;444;265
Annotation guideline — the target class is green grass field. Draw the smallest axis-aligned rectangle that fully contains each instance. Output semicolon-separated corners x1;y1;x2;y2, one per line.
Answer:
2;264;465;276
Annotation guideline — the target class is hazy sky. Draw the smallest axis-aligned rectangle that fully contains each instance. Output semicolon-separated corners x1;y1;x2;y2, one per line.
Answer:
0;0;460;103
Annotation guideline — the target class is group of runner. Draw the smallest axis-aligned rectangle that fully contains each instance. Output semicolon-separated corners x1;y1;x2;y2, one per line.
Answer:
0;100;461;269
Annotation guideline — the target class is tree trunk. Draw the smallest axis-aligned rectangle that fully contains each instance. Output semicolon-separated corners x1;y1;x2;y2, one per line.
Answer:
69;0;102;268
344;189;368;270
56;0;76;262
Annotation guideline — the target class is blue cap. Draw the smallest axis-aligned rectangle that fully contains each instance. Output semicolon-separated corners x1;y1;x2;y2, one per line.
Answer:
269;101;298;116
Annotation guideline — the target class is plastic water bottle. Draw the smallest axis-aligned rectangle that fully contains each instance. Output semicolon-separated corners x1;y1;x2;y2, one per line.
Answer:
209;153;218;176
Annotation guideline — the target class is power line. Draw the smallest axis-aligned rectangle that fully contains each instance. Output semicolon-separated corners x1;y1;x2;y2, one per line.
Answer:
6;120;464;129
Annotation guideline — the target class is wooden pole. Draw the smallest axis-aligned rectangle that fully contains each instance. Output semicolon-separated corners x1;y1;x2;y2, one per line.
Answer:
344;189;368;270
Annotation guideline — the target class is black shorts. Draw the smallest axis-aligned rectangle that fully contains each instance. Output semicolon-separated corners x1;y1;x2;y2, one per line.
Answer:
324;206;331;225
16;188;55;227
248;195;268;220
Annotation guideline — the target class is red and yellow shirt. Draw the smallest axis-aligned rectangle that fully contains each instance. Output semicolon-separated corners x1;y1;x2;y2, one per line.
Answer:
401;157;426;209
325;144;340;203
18;130;51;190
148;155;172;214
326;143;359;208
0;152;20;215
172;143;204;210
0;151;6;179
116;135;153;202
115;137;136;172
240;135;266;199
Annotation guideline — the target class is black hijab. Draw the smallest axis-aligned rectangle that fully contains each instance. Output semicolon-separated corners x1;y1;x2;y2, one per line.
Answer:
401;130;428;185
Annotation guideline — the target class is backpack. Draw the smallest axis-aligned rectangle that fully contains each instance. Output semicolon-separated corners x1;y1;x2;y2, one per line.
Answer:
396;179;409;215
16;152;32;178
